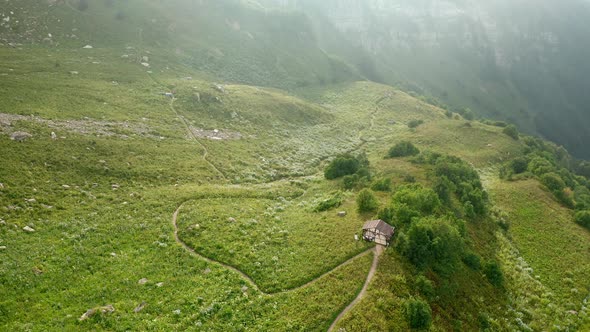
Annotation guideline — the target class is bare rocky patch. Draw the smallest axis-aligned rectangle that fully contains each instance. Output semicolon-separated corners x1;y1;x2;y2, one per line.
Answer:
0;113;162;140
189;126;242;140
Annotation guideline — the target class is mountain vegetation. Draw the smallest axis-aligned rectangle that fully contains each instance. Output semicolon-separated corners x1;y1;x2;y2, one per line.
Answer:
1;0;589;331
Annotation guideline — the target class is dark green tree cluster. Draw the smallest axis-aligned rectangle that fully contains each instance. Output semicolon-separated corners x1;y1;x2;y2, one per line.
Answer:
502;124;519;140
324;153;370;187
414;153;489;218
387;141;420;158
405;297;432;329
398;216;465;274
500;136;590;214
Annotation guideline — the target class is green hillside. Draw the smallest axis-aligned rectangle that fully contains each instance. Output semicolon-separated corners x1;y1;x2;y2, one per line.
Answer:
1;1;590;331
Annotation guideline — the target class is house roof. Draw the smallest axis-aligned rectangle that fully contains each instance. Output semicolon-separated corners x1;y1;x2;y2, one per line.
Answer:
363;220;395;238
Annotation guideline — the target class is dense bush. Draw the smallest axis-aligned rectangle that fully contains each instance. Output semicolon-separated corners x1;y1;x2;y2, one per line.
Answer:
394;203;421;224
408;119;425;129
392;185;441;215
462;252;482;270
484;261;504;287
356;189;379;213
415;275;435;300
324;155;360;180
313;193;342;212
575;210;590;229
399;216;464;273
388;141;420;158
503;124;519;140
541;172;566;192
377;206;395;223
405;298;432;329
510;157;529;174
371;177;392;192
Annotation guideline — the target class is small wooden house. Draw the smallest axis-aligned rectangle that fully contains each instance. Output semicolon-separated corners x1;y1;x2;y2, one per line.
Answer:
362;220;395;246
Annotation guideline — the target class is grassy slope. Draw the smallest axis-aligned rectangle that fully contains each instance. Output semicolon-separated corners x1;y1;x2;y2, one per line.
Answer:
1;2;590;330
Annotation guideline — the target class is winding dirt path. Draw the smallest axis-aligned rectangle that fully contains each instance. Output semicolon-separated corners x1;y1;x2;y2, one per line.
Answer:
328;245;382;332
172;202;375;296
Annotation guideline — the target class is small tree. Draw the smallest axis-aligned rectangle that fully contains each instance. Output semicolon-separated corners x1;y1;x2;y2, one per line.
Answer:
357;189;379;213
484;261;504;287
575;210;590;229
324;155;360;180
510;157;528;174
405;298;432;329
388;141;420;158
415;275;435;299
503;125;519;140
541;172;566;192
408;119;425;129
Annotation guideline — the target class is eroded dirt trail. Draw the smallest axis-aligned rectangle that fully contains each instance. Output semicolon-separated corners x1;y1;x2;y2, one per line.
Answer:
328;245;382;332
172;202;375;297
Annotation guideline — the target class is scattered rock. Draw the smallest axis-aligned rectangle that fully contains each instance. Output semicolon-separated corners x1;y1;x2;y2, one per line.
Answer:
138;278;148;285
0;246;6;250
0;183;4;189
141;56;149;62
110;252;117;257
140;62;150;68
79;305;115;321
228;217;236;223
23;226;35;233
203;268;212;275
51;132;57;140
241;286;248;293
212;84;225;93
79;308;96;321
338;211;347;217
25;198;36;203
134;302;147;313
0;220;6;226
173;309;181;315
111;184;120;190
121;54;129;58
10;131;32;142
62;184;71;189
69;71;79;75
41;204;53;209
156;282;164;287
32;266;43;275
82;45;93;49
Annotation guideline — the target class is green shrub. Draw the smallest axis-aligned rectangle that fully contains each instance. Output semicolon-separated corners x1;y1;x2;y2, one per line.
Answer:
388;141;420;158
342;174;359;190
395;203;421;224
510;157;529;174
405;298;432;329
415;275;435;299
313;193;342;212
462;252;481;270
324;155;360;180
484;261;504;287
408;119;425;129
575;210;590;229
461;108;475;120
371;177;391;192
392;185;441;215
401;216;464;272
541;172;566;192
377;207;395;223
503;125;519;140
357;189;379;213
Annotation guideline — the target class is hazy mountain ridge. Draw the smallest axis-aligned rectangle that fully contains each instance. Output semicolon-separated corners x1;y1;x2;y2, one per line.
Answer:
261;0;590;159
